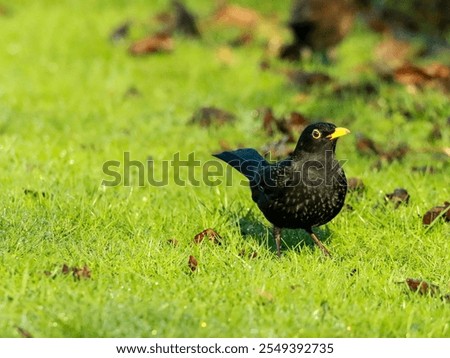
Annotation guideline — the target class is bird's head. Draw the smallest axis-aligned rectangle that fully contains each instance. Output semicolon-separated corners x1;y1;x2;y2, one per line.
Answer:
293;122;350;155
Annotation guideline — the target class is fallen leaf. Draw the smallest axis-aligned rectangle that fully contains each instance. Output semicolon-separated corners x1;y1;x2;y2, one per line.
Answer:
404;278;440;296
287;111;310;134
16;326;33;338
422;202;450;225
260;108;309;141
380;143;409;163
394;63;450;93
213;4;261;28
194;228;221;245
128;33;173;56
61;264;70;275
385;188;410;208
190;107;235;127
425;63;450;79
61;264;91;280
394;63;433;86
73;265;91;280
188;255;198;272
355;134;381;156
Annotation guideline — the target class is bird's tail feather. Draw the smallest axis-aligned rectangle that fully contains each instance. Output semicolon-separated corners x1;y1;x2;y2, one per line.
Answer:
213;148;268;184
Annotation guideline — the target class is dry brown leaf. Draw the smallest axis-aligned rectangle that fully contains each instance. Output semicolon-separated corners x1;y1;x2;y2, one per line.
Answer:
404;278;440;296
424;63;450;79
129;33;173;56
62;263;70;275
394;64;433;86
380;144;409;163
188;255;198;272
260;108;310;142
194;228;221;245
385;188;410;208
422;202;450;225
394;63;450;93
73;265;91;280
61;264;91;280
214;4;261;28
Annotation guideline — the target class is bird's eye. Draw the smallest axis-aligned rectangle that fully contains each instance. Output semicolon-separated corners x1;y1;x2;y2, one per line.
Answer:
312;129;321;139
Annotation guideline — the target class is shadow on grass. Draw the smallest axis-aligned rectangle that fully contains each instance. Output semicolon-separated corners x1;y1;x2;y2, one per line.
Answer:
237;210;332;256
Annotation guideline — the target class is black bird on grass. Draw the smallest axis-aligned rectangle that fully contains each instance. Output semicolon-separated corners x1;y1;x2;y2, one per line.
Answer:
280;0;356;61
214;123;350;257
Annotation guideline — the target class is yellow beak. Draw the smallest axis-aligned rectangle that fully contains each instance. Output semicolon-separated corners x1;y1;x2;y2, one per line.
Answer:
327;127;351;140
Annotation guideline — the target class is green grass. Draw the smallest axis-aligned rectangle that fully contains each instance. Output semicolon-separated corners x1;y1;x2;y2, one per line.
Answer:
0;0;449;338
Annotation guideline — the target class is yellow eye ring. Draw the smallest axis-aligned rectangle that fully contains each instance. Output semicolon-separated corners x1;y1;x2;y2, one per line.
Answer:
312;129;321;139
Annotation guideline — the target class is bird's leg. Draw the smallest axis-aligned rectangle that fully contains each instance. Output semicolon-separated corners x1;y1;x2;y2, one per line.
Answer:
308;230;332;258
273;226;282;257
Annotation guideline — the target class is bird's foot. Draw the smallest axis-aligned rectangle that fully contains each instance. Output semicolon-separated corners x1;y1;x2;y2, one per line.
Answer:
309;232;332;258
273;226;282;258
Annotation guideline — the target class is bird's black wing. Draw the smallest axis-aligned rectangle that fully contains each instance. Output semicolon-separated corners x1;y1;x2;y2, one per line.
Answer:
250;159;294;209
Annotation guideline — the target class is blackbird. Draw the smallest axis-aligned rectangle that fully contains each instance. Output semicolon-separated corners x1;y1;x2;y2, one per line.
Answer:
214;122;350;257
280;0;356;61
